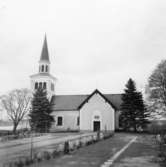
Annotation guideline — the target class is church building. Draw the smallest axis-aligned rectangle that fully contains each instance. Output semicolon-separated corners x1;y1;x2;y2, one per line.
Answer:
30;36;122;132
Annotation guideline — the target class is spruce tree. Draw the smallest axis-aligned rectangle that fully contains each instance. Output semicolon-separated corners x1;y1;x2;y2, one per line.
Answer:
120;78;149;132
29;88;54;133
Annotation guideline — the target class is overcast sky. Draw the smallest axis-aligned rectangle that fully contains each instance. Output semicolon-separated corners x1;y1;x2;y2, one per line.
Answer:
0;0;166;95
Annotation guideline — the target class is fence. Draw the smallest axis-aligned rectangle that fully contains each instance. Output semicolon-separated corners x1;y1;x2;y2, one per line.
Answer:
2;131;114;167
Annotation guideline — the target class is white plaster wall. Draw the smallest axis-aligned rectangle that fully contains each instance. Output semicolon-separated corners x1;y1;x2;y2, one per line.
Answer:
80;93;115;131
51;110;79;131
30;75;56;99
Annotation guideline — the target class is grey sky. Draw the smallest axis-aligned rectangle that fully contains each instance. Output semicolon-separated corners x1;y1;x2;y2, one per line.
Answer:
0;0;166;95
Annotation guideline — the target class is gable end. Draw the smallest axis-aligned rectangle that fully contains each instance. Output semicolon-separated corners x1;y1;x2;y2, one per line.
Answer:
78;89;117;110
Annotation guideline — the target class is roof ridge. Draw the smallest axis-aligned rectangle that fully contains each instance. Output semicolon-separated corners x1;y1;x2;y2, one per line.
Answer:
53;94;89;96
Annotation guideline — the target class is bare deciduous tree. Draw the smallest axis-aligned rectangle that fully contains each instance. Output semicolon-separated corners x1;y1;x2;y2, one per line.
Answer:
147;60;166;117
0;89;31;134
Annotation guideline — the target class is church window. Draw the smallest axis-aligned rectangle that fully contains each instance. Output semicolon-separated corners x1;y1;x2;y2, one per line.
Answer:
42;65;44;72
46;65;48;72
51;83;54;91
35;82;38;89
43;82;47;89
77;116;80;126
39;82;42;89
57;117;63;126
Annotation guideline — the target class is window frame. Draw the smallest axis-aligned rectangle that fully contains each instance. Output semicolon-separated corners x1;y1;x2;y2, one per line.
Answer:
77;116;80;126
41;65;44;72
46;65;48;72
35;82;38;89
57;116;63;126
43;82;47;89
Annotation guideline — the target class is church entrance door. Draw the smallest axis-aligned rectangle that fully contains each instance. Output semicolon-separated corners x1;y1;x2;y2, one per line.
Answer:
93;121;100;131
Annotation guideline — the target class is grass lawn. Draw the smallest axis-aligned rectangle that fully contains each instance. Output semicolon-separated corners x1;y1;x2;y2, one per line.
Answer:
29;133;136;167
113;134;159;167
28;133;160;167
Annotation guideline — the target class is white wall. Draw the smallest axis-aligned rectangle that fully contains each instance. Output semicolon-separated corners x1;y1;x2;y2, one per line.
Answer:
51;110;79;131
80;93;115;131
30;75;56;99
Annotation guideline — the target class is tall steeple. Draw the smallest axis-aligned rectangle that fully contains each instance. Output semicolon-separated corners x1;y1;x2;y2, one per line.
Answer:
30;35;57;100
40;35;50;63
39;35;50;73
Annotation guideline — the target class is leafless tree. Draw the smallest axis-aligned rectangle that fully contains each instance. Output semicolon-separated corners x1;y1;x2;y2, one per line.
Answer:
147;60;166;117
0;89;31;134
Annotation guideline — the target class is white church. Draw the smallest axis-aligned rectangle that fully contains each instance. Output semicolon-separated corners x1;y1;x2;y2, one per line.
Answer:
30;36;122;132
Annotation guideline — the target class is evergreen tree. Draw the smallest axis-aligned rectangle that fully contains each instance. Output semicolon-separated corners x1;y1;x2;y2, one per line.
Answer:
29;88;54;133
120;78;149;132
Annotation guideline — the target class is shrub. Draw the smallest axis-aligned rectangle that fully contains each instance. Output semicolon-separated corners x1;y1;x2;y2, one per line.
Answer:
33;152;42;162
86;140;93;146
2;162;12;167
64;141;69;154
24;157;33;166
76;141;82;149
52;150;60;158
15;159;24;167
43;151;51;160
97;132;100;141
72;143;77;150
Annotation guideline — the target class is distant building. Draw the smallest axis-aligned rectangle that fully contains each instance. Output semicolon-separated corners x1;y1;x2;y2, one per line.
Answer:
30;36;122;132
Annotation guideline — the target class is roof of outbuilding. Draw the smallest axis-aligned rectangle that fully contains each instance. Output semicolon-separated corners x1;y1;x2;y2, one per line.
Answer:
51;89;122;111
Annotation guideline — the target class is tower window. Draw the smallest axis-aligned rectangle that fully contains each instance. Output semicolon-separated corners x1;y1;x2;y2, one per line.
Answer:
43;82;47;89
57;117;63;126
46;65;48;72
35;82;38;89
42;65;44;72
77;117;80;126
39;82;42;89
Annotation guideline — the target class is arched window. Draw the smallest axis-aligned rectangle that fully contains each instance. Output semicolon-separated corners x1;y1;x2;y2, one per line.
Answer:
42;65;44;72
43;82;47;89
35;82;38;89
39;82;42;89
46;65;48;72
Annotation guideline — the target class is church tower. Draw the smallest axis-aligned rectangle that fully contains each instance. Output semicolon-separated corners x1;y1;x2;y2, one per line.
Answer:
30;35;56;100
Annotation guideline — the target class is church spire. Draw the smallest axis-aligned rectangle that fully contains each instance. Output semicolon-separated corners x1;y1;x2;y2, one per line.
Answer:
40;35;50;63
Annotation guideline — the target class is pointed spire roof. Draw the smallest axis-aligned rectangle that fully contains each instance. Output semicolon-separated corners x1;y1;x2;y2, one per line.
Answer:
40;35;50;62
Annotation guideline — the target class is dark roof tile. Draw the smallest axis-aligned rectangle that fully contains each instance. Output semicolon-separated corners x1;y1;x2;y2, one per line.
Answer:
51;90;122;111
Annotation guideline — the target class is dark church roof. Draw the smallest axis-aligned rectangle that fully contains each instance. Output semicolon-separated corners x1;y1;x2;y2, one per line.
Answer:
51;89;122;111
40;35;50;62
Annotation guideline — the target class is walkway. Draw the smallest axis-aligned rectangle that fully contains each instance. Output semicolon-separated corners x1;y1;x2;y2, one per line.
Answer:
112;134;159;167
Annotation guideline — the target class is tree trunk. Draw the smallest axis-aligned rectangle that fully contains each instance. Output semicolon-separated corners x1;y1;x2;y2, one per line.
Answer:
134;125;137;132
13;122;18;134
